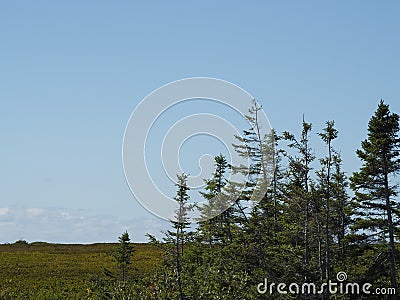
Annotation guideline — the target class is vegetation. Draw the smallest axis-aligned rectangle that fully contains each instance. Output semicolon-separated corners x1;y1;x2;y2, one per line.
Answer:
144;100;400;299
1;100;399;299
112;231;135;283
0;242;162;299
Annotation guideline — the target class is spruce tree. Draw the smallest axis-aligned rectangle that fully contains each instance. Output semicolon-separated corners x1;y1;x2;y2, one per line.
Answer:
318;120;338;293
282;117;315;280
350;100;400;297
113;231;135;283
329;154;351;266
198;154;232;245
231;101;279;277
231;99;275;218
156;173;192;300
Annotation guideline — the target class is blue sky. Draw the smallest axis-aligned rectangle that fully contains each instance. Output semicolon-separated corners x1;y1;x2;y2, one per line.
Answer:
1;1;399;243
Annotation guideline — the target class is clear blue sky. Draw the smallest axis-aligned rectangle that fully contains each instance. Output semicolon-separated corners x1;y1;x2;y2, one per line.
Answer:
1;1;399;243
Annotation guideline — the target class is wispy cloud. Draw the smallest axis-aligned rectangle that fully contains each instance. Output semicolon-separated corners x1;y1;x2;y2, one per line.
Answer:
0;208;9;216
0;206;168;244
26;208;44;217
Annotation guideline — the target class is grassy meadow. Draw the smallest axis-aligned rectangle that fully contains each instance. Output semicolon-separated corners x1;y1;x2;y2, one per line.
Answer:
0;242;162;299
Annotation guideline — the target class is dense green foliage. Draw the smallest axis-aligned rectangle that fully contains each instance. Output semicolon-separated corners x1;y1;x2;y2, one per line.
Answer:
148;100;400;299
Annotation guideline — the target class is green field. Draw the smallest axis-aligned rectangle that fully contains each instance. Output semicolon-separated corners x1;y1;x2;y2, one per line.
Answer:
0;242;162;299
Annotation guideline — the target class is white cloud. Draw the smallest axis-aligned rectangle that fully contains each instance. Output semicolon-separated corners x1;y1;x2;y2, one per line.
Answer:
60;211;72;220
0;206;168;244
0;208;9;216
26;208;44;217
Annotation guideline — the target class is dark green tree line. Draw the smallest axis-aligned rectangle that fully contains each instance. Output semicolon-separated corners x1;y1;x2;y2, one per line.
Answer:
141;99;400;300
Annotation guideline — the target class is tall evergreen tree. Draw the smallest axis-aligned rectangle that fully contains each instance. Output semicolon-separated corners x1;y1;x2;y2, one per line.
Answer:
163;173;192;300
231;99;275;219
231;102;279;281
329;154;351;266
198;154;232;245
350;100;400;297
282;117;315;280
318;121;338;294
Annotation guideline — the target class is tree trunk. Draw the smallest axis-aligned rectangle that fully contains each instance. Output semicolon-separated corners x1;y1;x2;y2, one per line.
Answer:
176;224;183;300
325;141;331;300
384;168;398;299
304;138;310;280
